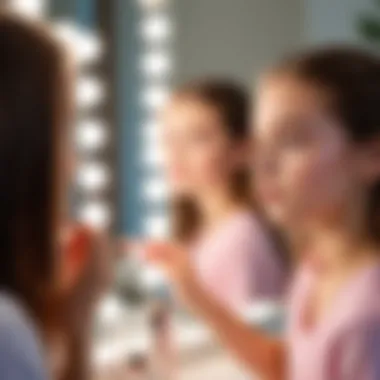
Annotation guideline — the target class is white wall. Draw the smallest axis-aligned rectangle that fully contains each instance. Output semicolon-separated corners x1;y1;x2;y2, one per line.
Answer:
173;0;304;84
173;0;375;85
305;0;373;44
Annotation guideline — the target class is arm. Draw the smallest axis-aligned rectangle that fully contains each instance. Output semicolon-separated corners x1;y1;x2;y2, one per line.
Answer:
58;330;92;380
190;279;286;380
58;229;112;380
147;242;287;380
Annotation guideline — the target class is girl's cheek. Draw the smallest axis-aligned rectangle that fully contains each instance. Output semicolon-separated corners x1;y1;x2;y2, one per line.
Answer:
283;147;347;217
193;152;223;185
281;152;314;192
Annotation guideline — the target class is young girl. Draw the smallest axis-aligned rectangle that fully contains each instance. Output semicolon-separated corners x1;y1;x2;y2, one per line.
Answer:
0;13;109;380
161;80;287;312
147;47;380;380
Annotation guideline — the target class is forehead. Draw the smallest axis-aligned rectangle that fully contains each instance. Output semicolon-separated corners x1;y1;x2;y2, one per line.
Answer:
252;74;331;135
162;94;222;128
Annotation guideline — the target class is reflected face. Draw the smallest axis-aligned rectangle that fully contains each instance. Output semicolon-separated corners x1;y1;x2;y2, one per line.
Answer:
161;95;243;196
253;75;359;230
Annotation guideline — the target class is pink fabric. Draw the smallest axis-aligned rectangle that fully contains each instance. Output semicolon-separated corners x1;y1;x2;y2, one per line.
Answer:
192;212;286;313
288;263;380;380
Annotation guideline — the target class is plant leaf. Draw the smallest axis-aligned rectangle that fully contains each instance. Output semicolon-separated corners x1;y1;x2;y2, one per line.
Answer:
358;15;380;44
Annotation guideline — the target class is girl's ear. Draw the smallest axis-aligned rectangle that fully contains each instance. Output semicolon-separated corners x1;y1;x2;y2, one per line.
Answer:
58;224;92;293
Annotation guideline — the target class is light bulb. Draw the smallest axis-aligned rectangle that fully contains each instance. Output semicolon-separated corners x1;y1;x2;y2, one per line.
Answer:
144;214;169;238
79;202;111;229
10;0;46;18
142;177;168;202
140;14;172;43
142;120;159;142
55;21;103;65
141;140;165;166
140;51;172;78
76;31;103;64
141;86;169;110
77;163;110;192
77;77;105;108
97;295;123;325
77;119;108;151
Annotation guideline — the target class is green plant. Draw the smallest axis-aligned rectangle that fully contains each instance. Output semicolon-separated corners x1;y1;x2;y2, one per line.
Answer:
358;0;380;45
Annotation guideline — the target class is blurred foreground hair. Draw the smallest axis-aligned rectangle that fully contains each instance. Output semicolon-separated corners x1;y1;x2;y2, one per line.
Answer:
0;13;68;316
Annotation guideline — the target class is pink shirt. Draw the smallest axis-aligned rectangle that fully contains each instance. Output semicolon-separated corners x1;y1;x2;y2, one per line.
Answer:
192;212;286;313
288;263;380;380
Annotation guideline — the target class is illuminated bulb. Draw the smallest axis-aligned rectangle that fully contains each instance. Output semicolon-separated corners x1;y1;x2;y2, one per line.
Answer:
79;202;111;229
140;14;172;42
54;21;78;44
97;295;123;325
55;22;103;65
142;141;164;165
77;77;105;108
141;266;166;289
142;177;168;201
141;86;169;110
142;120;159;142
141;51;172;77
77;119;108;151
144;214;169;238
10;0;46;18
76;32;103;64
77;163;110;192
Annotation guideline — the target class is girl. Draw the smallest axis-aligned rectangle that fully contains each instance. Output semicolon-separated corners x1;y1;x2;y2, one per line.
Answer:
0;13;109;380
147;46;380;380
161;80;287;312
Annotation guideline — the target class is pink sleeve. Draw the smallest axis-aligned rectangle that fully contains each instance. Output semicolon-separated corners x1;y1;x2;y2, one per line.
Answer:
209;218;285;312
330;322;380;380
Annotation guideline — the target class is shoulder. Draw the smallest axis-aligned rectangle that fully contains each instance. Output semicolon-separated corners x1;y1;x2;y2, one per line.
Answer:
226;211;263;234
0;292;47;380
220;212;272;249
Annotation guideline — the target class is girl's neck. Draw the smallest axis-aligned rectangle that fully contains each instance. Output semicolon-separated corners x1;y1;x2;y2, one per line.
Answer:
195;187;246;230
306;225;379;278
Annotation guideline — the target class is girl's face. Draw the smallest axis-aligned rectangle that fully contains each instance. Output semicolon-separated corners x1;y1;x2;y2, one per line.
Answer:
162;96;245;197
254;75;362;231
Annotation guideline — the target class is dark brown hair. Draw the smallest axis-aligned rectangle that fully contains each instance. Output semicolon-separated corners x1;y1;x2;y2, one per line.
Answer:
272;45;380;244
0;14;68;315
171;79;252;242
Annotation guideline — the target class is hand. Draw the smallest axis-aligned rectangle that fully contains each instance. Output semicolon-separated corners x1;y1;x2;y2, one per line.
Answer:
144;242;201;308
64;224;112;333
56;224;113;380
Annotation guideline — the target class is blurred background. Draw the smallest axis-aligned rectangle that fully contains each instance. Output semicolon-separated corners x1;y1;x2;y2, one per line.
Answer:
2;0;380;378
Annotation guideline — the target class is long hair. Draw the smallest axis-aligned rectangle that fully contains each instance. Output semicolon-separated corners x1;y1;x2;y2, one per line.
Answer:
0;14;68;317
